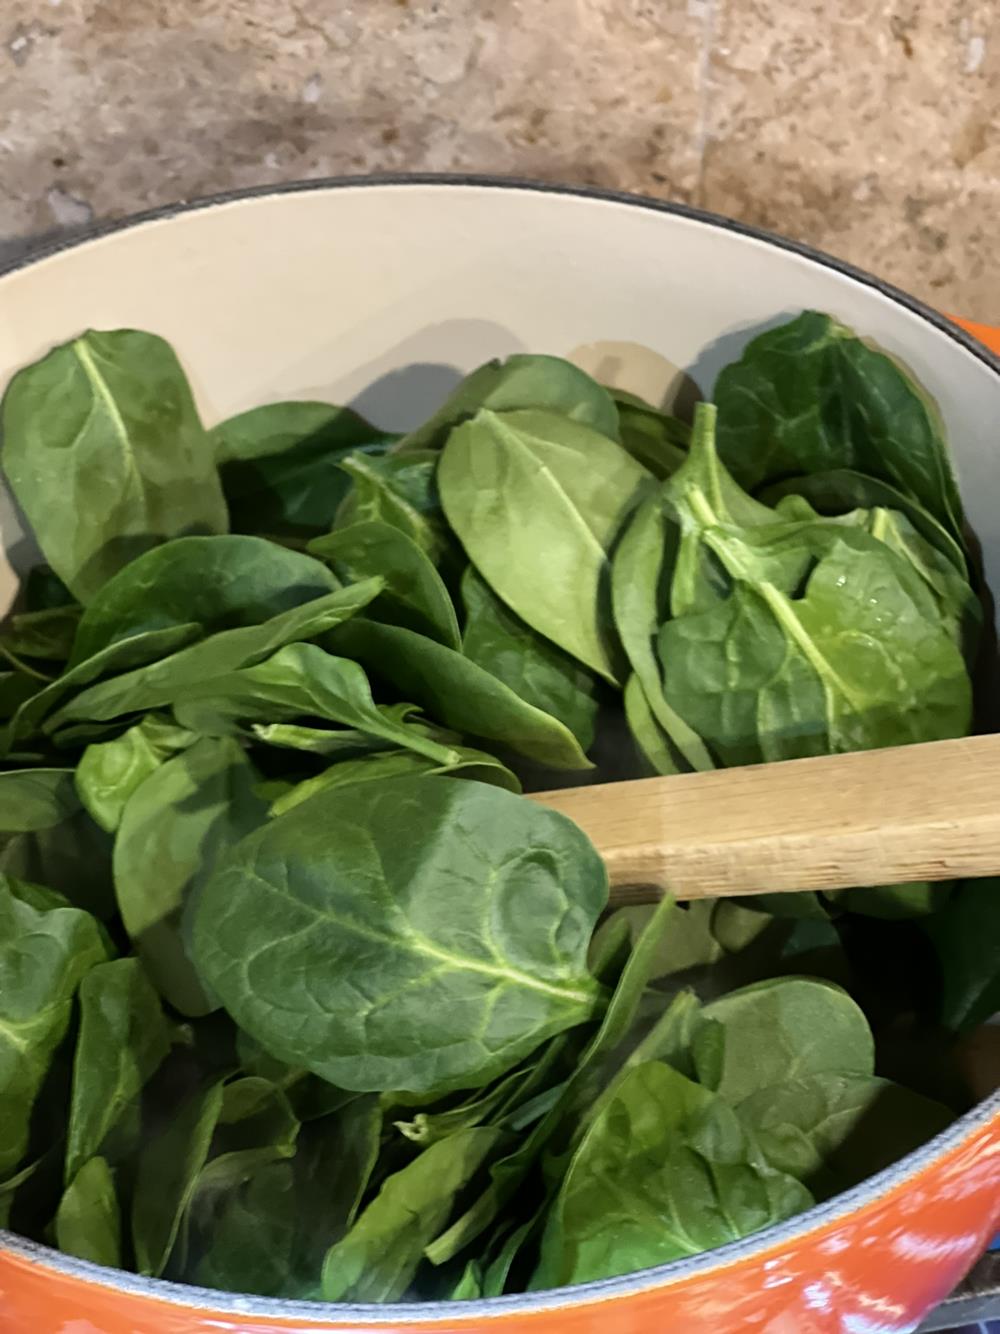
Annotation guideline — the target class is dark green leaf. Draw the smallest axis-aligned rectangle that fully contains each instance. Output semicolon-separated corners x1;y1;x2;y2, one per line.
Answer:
532;1061;811;1287
713;311;963;536
309;519;460;650
321;1126;504;1302
192;776;606;1094
70;534;337;665
65;957;173;1183
0;768;80;833
397;354;619;453
439;408;654;681
211;400;393;537
113;736;269;1016
0;329;228;602
924;878;1000;1031
46;581;383;729
55;1156;121;1268
131;1080;226;1278
461;568;600;751
330;619;593;771
0;876;107;1176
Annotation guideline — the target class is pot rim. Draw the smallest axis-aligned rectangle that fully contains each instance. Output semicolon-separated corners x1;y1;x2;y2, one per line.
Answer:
2;172;997;1323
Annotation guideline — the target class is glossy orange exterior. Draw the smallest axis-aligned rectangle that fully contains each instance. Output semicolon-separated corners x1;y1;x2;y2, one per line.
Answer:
0;1113;997;1333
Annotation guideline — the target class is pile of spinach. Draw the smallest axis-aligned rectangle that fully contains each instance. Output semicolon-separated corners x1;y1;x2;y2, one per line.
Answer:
0;312;994;1302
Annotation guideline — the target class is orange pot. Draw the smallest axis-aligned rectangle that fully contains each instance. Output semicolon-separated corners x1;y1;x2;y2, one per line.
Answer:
1;178;998;1334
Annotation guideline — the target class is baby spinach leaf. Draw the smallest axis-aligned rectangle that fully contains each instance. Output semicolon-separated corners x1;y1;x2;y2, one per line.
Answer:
461;568;600;751
271;745;520;816
761;469;968;574
0;329;228;602
55;1156;122;1269
114;736;269;1016
736;1072;953;1196
0;804;116;920
211;400;393;537
192;775;607;1094
185;1158;299;1296
698;978;874;1103
2;622;203;756
70;535;337;665
439;408;654;681
0;606;80;664
65;957;173;1184
614;394;689;479
0;877;107;1176
610;481;715;772
322;1126;505;1302
621;673;686;776
132;1079;226;1278
75;715;197;833
309;519;460;650
331;619;593;771
924;878;1000;1031
173;643;459;766
397;354;620;453
250;701;455;761
532;1060;812;1288
425;894;677;1266
0;768;80;833
659;527;972;767
336;452;458;578
713;311;963;537
46;581;382;728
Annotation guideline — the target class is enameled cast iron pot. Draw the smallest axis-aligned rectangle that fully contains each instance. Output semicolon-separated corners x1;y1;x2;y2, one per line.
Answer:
1;177;998;1334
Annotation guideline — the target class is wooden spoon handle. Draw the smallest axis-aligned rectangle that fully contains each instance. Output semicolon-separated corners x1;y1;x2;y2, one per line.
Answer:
531;734;1000;906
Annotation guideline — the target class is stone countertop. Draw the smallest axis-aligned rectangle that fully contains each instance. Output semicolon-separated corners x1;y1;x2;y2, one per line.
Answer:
2;0;999;320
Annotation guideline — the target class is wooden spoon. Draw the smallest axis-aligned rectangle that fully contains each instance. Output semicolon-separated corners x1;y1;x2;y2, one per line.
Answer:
531;734;1000;907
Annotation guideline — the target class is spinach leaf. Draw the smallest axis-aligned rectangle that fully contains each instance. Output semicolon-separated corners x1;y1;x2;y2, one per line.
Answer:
713;311;963;537
211;400;393;537
761;469;968;574
113;736;269;1016
321;1126;505;1302
46;581;382;728
172;643;459;766
271;745;520;816
396;354;620;453
131;1079;226;1278
55;1156;122;1268
532;1061;812;1287
336;452;458;577
0;329;228;602
0;768;80;833
439;408;654;681
70;535;337;665
75;715;197;833
614;394;689;479
736;1072;953;1195
698;978;874;1103
1;606;81;664
192;776;606;1094
330;619;593;771
425;894;677;1265
659;527;971;767
309;519;461;650
185;1158;299;1296
250;701;455;761
0;805;116;920
1;623;202;753
0;876;107;1176
65;957;174;1183
461;568;600;751
924;878;1000;1031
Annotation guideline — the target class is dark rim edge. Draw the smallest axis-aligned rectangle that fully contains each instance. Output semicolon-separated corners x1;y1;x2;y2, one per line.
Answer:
1;171;998;1325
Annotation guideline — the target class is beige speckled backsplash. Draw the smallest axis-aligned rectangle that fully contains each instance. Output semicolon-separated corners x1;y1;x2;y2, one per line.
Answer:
2;0;998;319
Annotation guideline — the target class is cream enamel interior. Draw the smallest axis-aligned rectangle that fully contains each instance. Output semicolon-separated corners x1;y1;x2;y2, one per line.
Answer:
2;182;999;624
